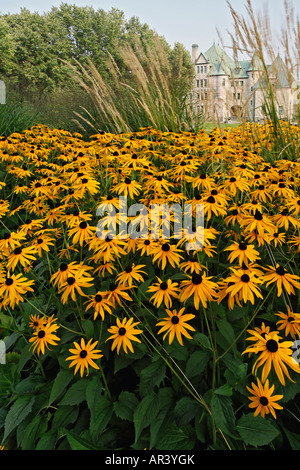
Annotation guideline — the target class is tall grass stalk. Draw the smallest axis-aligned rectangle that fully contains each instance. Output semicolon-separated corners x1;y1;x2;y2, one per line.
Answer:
224;0;300;161
63;35;204;134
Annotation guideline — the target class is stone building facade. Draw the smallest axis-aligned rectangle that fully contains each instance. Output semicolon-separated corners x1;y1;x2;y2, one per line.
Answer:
190;43;297;123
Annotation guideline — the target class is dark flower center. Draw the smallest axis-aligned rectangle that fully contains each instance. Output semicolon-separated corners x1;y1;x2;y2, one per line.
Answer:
162;243;170;252
125;178;131;184
207;196;215;204
95;294;102;302
254;210;263;220
144;240;150;245
239;242;247;251
109;283;117;291
5;278;13;286
60;263;68;271
37;238;43;244
192;273;203;285
259;396;269;406
79;221;87;229
81;178;88;184
266;339;279;352
171;316;180;324
13;247;22;255
230;177;236;183
160;282;168;290
125;266;133;273
67;277;76;285
211;190;218;195
118;327;126;336
276;266;285;276
80;350;87;358
3;232;11;240
241;274;250;283
287;316;294;322
38;330;46;339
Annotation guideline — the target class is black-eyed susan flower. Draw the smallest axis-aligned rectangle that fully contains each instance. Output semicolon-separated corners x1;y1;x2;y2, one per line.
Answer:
114;177;141;199
224;268;263;306
68;220;95;247
106;316;143;355
29;321;60;356
58;270;94;304
106;281;133;308
85;292;114;320
29;314;46;330
246;378;283;419
179;272;218;310
50;261;91;288
66;338;103;377
242;330;300;385
0;273;35;309
147;277;180;309
156;307;195;345
34;232;55;257
262;264;300;297
6;245;37;271
224;240;260;267
276;308;300;339
116;263;147;287
240;209;275;238
150;241;183;270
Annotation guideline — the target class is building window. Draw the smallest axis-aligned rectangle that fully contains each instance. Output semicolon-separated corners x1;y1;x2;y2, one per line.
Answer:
196;80;199;87
240;81;243;87
197;66;200;73
237;93;241;100
204;79;207;87
278;105;283;115
222;78;226;86
201;66;203;73
204;66;207;73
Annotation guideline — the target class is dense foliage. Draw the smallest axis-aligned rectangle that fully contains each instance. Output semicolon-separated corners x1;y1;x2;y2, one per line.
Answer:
0;121;299;450
0;4;194;134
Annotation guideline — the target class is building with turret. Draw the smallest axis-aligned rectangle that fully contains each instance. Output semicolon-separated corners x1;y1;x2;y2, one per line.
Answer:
190;43;297;122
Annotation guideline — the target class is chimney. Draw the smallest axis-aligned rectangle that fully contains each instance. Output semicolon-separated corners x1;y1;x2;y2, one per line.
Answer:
192;44;199;63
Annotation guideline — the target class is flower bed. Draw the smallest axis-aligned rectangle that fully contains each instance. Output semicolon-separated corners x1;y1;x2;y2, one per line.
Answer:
0;122;299;450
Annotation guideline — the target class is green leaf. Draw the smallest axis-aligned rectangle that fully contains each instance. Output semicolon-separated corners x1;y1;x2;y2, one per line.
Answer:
211;394;238;438
214;383;233;396
113;391;139;421
59;379;89;406
3;395;35;441
65;430;102;450
216;318;237;351
194;332;211;350
149;388;174;449
48;368;73;405
21;414;43;450
237;413;280;447
282;426;300;450
51;405;79;430
185;350;210;378
133;392;160;443
155;416;195;450
36;432;57;450
89;395;113;438
139;358;166;396
174;396;197;426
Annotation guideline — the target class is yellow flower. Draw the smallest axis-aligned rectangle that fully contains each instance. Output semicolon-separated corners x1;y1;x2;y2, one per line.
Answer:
156;307;195;345
66;338;103;377
29;321;60;356
106;317;143;354
247;378;283;419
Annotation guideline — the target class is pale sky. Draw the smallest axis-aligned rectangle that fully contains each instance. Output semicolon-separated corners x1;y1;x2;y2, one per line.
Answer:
0;0;298;58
